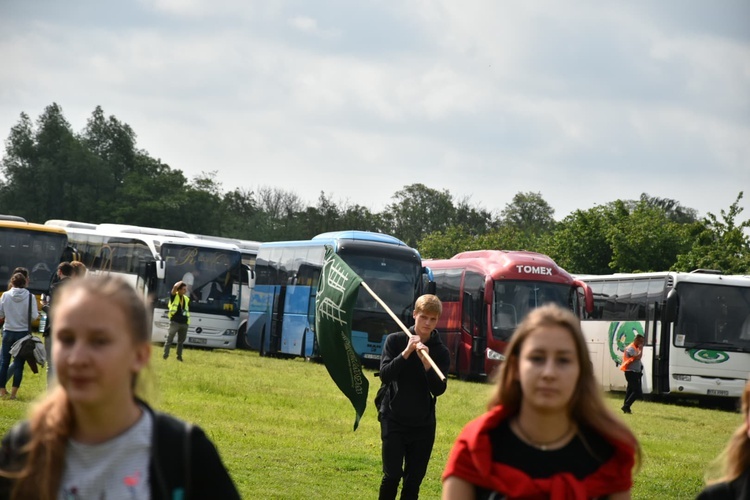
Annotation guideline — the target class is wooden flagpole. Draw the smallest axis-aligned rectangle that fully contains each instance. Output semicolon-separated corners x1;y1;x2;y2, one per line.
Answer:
360;282;446;381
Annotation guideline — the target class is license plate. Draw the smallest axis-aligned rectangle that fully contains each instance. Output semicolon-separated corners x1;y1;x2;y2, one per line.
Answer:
189;337;207;345
707;389;728;396
363;353;380;360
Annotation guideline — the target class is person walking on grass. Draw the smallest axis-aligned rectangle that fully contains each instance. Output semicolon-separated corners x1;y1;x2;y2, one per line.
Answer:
0;273;39;401
620;333;645;414
163;281;189;362
377;294;451;500
0;274;239;499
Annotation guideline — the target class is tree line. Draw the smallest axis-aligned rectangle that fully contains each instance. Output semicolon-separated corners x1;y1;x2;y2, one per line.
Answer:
1;103;748;274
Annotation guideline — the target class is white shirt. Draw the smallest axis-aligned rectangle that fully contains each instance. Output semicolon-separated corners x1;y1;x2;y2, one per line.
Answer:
60;409;153;499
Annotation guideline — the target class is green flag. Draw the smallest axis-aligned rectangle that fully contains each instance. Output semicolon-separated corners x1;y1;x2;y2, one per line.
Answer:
315;246;369;431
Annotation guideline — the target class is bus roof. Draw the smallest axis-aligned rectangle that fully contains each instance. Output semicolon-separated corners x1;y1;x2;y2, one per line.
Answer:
190;234;261;254
97;223;192;239
312;230;408;247
45;219;98;230
49;224;241;256
577;271;750;287
425;250;576;284
0;214;28;223
2;220;68;235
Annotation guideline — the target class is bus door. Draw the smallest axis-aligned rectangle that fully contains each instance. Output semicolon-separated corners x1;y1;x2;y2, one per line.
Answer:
279;270;317;357
460;290;485;376
268;285;286;355
652;296;672;395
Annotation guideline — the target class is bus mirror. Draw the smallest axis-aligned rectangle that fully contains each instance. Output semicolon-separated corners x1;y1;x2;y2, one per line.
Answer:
573;279;594;314
156;260;166;280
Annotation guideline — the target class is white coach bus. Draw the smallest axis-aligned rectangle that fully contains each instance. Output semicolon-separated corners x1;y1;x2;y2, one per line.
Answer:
46;221;244;349
578;270;750;404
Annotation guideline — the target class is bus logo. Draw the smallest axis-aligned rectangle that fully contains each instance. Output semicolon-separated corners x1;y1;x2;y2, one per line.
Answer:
688;350;729;364
608;321;644;365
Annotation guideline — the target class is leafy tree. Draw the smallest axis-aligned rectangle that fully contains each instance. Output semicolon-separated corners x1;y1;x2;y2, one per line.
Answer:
419;226;476;259
545;206;615;275
338;203;382;233
608;202;691;272
179;171;226;234
253;186;305;241
112;154;190;228
221;187;261;240
382;183;455;247
0;103;103;222
674;192;750;274
474;225;540;254
637;193;698;224
500;191;556;237
292;192;342;239
81;106;137;191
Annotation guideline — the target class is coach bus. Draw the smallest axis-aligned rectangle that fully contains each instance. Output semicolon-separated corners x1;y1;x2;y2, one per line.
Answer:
245;230;432;363
45;220;244;349
0;217;69;330
424;250;594;380
190;234;262;349
578;271;750;403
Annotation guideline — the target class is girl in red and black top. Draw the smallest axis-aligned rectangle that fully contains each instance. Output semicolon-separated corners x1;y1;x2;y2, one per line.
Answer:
442;304;640;500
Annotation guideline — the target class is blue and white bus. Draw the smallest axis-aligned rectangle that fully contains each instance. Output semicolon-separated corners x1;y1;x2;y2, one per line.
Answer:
578;270;750;404
245;230;432;363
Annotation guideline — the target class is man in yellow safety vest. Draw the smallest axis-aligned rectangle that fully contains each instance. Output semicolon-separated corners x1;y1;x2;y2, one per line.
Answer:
163;281;190;362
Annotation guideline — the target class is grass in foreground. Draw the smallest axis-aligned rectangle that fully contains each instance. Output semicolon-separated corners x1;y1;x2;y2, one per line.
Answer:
0;347;742;499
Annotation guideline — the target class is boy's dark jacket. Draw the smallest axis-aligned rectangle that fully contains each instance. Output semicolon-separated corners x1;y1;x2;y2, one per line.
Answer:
377;327;450;426
0;401;240;500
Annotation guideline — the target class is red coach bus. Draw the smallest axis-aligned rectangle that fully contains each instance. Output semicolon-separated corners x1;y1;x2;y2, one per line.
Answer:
424;250;593;380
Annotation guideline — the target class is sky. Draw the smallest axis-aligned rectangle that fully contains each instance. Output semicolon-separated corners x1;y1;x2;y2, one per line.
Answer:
1;0;748;222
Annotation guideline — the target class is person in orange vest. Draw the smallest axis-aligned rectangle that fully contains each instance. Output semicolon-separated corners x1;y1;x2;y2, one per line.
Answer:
620;333;645;414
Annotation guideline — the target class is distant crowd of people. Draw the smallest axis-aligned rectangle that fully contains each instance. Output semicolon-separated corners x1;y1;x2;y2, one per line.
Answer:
0;269;747;498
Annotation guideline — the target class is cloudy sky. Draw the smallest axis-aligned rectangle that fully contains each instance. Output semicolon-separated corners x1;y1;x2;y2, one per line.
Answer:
1;0;748;221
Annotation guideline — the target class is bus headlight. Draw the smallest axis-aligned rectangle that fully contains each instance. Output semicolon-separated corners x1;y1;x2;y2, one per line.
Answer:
673;374;691;381
155;321;170;329
486;349;505;362
223;329;237;336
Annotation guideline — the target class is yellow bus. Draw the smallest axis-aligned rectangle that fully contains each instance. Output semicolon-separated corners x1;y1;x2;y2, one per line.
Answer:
0;216;70;331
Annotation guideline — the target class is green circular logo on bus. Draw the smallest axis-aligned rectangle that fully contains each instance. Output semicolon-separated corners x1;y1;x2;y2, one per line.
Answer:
688;350;729;364
608;321;644;364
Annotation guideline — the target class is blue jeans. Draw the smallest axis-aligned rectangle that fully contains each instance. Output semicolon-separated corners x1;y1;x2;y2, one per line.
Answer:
0;330;27;389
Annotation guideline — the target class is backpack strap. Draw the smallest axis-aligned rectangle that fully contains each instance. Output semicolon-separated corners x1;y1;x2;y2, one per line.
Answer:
27;294;32;332
151;410;195;500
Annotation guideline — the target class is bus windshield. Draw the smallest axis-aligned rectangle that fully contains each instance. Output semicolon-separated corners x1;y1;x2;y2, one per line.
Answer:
676;282;750;352
158;244;242;317
339;251;421;318
0;229;67;294
493;281;573;336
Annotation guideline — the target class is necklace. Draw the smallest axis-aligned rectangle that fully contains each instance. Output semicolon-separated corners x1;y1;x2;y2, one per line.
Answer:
512;418;576;451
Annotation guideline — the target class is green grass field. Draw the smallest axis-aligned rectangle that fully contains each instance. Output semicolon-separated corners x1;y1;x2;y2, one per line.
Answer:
0;347;742;499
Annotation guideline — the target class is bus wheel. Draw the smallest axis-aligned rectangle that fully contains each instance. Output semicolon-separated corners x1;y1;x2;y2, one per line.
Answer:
259;329;267;357
236;324;249;350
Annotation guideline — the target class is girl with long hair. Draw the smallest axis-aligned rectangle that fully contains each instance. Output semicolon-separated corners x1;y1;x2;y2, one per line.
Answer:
442;304;640;499
0;275;239;499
